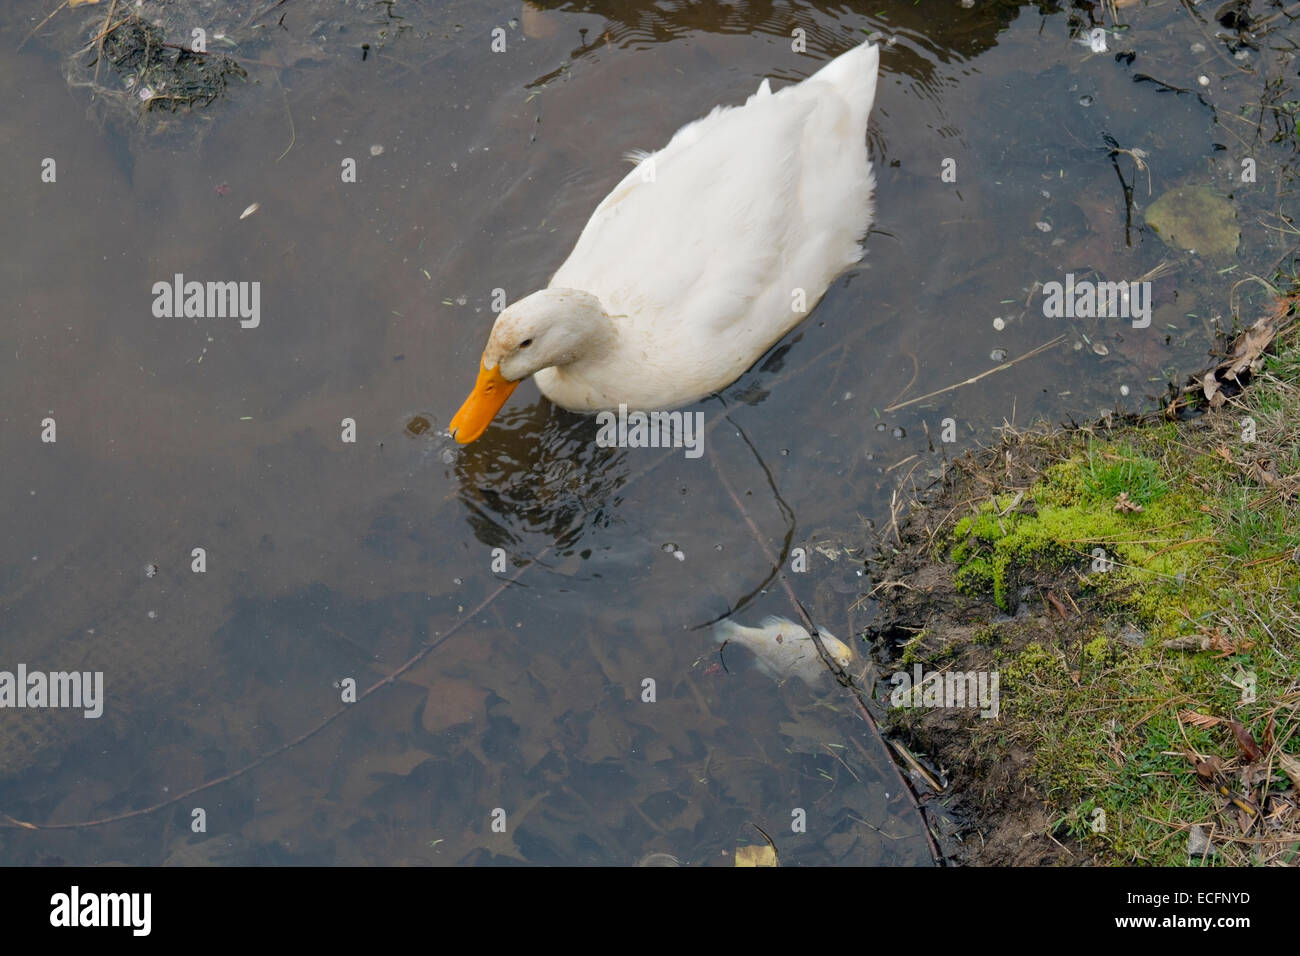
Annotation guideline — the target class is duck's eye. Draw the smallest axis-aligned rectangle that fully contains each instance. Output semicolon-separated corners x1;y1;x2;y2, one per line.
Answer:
519;339;533;349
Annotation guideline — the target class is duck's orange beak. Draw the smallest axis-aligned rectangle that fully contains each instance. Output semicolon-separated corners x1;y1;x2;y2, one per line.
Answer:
449;361;519;443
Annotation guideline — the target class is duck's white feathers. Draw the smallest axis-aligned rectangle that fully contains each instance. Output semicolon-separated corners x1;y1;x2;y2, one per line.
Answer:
535;42;879;412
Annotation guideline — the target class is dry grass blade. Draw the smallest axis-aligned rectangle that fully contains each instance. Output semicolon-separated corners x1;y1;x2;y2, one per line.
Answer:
885;335;1066;412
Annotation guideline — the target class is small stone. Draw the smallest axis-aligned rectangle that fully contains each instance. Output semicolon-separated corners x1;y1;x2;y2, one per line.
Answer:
1118;623;1147;647
1187;823;1215;858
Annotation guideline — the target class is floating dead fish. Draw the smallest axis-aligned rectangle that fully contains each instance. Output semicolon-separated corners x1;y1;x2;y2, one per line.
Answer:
714;615;852;685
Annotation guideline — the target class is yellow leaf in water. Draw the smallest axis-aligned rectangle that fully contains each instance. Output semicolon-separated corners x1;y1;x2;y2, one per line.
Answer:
734;845;777;867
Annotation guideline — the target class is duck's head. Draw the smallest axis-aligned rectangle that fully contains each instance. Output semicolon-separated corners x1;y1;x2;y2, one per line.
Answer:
449;288;611;443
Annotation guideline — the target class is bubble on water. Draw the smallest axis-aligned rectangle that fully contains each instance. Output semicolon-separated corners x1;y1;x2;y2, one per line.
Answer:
147;610;157;620
369;144;385;157
1073;340;1083;351
1190;42;1205;53
990;347;1008;362
673;550;685;562
145;563;159;578
715;543;724;551
1120;384;1130;397
875;422;886;432
892;426;906;439
440;447;456;465
455;295;468;306
661;542;677;553
1035;221;1052;232
1078;94;1094;107
453;577;463;586
843;391;854;401
992;316;1005;331
1198;75;1210;87
780;449;789;456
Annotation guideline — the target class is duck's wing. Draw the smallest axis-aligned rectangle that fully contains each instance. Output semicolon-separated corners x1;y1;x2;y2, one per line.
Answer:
548;87;817;339
550;43;878;348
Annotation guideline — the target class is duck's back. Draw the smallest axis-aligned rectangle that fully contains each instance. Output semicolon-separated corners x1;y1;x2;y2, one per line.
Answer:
541;42;879;411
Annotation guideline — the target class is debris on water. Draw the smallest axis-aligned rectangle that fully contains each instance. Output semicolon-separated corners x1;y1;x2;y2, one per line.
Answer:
240;202;260;220
892;426;906;439
1078;94;1093;107
370;144;385;156
145;563;159;578
70;14;246;143
990;347;1008;362
1092;341;1110;356
1035;221;1052;232
1145;186;1238;259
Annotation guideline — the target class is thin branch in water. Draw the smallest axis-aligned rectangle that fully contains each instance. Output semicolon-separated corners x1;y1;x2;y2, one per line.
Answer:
886;334;1067;412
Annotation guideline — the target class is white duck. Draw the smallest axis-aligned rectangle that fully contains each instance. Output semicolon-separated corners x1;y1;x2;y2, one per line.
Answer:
450;41;880;443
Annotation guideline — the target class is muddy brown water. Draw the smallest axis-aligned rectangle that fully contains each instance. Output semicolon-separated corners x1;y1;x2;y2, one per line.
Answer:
0;1;1288;864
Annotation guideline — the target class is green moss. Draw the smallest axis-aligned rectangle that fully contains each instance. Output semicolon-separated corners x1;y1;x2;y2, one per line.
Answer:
927;322;1300;864
1083;635;1109;663
946;438;1213;630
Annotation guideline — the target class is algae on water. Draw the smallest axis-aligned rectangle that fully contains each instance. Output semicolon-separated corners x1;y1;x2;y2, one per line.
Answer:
1144;185;1239;259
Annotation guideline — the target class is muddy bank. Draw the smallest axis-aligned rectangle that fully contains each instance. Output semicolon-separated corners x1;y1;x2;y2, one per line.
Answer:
868;305;1300;866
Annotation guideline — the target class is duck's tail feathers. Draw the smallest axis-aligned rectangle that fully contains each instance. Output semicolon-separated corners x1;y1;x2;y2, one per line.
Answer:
809;40;880;133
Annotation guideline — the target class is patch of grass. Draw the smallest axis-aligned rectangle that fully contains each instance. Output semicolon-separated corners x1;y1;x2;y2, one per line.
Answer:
1081;441;1169;505
932;320;1300;865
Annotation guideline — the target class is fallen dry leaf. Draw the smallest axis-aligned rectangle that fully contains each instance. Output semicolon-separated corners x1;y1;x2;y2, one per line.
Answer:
1199;295;1298;407
1229;718;1263;763
1195;754;1223;780
1114;491;1144;513
1279;753;1300;790
1179;709;1223;729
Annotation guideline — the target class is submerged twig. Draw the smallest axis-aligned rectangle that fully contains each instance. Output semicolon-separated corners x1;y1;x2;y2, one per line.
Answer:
886;335;1067;412
17;0;68;52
